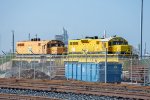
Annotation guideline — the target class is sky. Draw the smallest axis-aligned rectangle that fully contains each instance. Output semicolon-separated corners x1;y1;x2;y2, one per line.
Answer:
0;0;150;54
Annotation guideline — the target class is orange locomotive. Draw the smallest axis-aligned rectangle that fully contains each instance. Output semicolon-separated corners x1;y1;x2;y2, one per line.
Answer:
16;38;66;55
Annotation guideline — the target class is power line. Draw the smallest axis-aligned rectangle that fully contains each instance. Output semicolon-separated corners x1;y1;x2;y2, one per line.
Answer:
141;0;143;59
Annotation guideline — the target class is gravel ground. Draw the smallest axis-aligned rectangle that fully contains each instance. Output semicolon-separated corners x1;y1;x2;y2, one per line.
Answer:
0;88;129;100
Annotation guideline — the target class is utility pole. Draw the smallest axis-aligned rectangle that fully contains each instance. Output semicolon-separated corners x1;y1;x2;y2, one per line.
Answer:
29;33;31;41
141;0;143;59
130;57;133;84
1;51;6;71
12;30;15;54
35;34;37;39
82;49;88;81
105;48;107;83
0;34;1;51
16;51;21;79
49;55;52;80
144;42;146;56
30;50;36;79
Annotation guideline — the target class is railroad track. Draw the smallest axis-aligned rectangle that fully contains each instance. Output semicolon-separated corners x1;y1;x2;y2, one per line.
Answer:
0;93;60;100
0;78;149;99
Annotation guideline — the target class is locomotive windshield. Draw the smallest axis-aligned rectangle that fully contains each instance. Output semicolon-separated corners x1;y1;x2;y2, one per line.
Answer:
112;41;128;45
47;42;64;48
109;37;128;46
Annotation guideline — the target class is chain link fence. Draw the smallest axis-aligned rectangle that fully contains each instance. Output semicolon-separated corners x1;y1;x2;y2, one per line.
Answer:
122;57;150;85
0;54;150;85
0;53;14;76
0;54;66;80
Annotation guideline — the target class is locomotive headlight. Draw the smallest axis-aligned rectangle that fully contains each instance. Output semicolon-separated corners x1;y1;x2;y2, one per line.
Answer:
72;47;75;52
117;47;120;51
128;47;131;52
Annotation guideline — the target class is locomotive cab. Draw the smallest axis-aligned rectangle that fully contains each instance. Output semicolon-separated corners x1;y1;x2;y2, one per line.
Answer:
47;40;66;55
108;37;132;54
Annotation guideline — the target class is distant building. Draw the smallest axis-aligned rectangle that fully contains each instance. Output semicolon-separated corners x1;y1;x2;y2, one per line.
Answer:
63;28;69;45
55;35;64;42
55;28;69;46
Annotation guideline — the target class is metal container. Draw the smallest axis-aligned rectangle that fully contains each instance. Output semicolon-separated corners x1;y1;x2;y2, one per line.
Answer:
65;62;122;83
99;62;122;83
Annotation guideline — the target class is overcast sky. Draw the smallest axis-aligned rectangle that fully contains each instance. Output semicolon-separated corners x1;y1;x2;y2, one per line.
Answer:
0;0;150;54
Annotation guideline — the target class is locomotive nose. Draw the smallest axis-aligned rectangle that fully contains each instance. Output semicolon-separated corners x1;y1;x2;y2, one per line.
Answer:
121;45;132;54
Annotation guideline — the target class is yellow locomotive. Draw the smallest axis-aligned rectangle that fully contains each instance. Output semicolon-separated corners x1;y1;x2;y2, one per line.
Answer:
16;36;132;56
16;38;66;55
68;36;132;55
